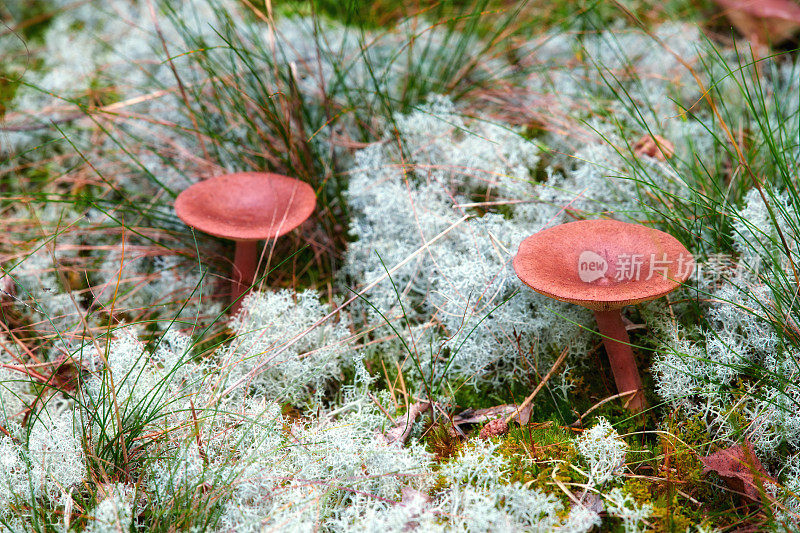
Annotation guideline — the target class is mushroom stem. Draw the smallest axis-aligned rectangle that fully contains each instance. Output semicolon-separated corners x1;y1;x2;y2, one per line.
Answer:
232;240;259;312
593;310;647;412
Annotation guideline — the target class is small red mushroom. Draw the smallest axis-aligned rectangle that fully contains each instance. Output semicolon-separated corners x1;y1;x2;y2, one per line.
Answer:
513;219;693;412
633;134;675;161
174;172;316;312
714;0;800;47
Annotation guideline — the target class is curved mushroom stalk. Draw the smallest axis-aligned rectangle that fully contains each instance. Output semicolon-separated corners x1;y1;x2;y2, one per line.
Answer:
594;310;646;412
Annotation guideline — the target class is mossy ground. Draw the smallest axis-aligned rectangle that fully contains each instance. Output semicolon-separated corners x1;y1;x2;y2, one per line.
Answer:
412;344;779;531
2;0;798;530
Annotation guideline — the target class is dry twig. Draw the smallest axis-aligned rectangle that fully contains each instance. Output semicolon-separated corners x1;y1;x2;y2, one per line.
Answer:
505;346;569;425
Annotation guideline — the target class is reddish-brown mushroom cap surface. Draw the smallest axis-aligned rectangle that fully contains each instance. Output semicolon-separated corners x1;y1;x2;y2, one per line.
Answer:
174;172;316;312
714;0;800;46
513;219;693;412
513;219;693;312
174;172;316;241
716;0;800;20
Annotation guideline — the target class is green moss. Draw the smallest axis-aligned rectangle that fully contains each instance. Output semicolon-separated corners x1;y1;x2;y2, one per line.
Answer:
634;412;766;531
497;423;580;487
485;405;750;531
650;500;694;533
272;0;425;29
274;0;520;33
623;478;653;507
7;1;56;43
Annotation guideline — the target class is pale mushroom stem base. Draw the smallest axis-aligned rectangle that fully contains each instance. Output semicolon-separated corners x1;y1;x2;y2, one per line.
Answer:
593;310;647;412
232;240;259;312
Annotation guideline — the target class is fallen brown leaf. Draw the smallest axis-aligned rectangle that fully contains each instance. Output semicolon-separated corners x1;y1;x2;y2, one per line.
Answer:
384;402;430;445
453;403;532;427
700;439;775;502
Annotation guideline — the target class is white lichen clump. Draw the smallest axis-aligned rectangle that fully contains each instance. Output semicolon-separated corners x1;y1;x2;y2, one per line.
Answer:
653;185;800;458
344;96;595;391
577;417;628;487
220;289;354;404
86;484;136;533
605;488;653;533
26;408;85;502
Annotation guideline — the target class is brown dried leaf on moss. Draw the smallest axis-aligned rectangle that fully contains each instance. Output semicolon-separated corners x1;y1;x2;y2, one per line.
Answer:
700;439;775;502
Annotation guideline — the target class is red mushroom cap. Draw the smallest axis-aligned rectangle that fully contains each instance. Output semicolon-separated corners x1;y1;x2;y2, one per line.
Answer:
714;0;800;44
715;0;800;22
174;172;316;241
513;219;693;311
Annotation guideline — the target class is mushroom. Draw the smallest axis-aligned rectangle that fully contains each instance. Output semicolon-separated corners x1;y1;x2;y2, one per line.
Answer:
632;134;674;161
513;219;693;412
714;0;800;47
174;172;316;311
